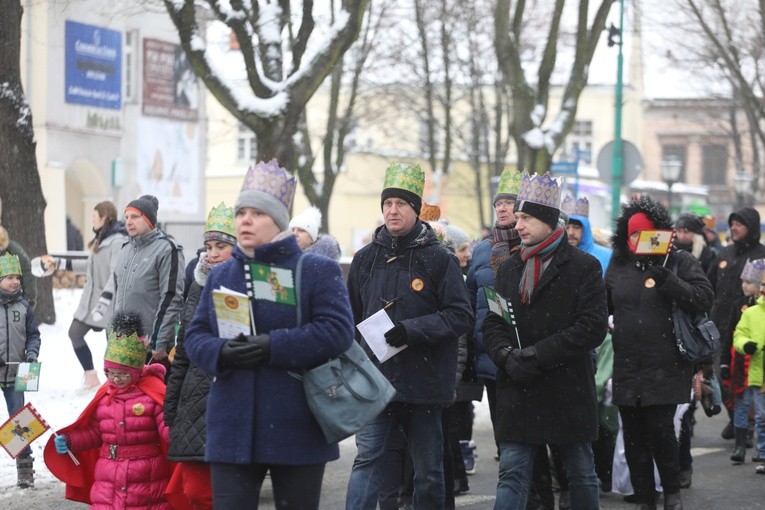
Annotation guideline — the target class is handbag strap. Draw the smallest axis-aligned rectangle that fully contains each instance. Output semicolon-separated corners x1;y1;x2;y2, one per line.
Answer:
288;252;308;381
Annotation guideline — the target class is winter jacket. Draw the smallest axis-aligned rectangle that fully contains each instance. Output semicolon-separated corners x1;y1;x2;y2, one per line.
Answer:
347;220;473;406
73;222;127;329
675;233;717;274
708;207;765;340
733;296;765;387
466;239;500;380
0;289;40;384
307;233;342;260
606;198;714;407
107;229;185;352
62;365;171;510
483;236;607;445
185;236;354;465
568;214;612;275
721;295;755;396
165;256;210;461
2;240;36;309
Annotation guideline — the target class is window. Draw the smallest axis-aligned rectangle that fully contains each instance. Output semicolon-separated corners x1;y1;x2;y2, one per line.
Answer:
237;123;257;164
565;120;593;164
702;144;728;186
661;145;687;182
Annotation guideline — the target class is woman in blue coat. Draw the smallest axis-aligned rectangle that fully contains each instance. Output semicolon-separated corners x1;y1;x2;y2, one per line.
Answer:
184;161;354;510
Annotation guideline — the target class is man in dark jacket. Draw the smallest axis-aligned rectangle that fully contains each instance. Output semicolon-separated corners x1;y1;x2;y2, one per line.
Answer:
345;162;473;510
675;213;716;274
483;171;607;509
707;206;765;437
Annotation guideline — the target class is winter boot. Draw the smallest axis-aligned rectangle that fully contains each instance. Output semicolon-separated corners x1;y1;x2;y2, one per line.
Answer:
721;421;735;440
746;420;755;448
731;427;747;464
459;440;477;475
663;492;682;510
81;370;101;391
16;456;34;488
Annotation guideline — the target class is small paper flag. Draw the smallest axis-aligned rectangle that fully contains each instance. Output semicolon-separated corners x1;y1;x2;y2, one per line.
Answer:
245;262;296;305
483;286;516;325
634;230;675;256
14;362;41;392
0;403;50;458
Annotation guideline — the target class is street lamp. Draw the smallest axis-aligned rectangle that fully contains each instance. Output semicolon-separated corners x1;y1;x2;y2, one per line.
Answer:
660;157;682;216
734;171;754;208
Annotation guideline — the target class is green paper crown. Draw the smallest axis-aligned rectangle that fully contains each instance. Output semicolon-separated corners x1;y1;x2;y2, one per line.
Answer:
105;312;148;369
205;202;236;237
0;253;21;278
383;162;425;197
495;169;522;198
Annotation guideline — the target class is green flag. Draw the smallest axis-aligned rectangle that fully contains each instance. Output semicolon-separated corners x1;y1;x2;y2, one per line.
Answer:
483;286;515;325
246;262;297;306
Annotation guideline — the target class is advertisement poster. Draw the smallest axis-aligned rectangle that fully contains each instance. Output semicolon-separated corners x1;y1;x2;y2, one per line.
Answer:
135;117;200;216
65;20;122;109
143;38;199;121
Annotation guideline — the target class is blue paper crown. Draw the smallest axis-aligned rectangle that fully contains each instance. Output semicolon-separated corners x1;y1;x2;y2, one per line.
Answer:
517;172;563;210
240;160;297;210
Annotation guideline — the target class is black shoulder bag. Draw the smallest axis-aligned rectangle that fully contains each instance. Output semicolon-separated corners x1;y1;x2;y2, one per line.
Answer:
670;258;720;364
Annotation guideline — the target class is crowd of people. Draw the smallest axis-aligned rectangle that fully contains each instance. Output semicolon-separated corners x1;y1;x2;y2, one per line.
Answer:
0;160;764;510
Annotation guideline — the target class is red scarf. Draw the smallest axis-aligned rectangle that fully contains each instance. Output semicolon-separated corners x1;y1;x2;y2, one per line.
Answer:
518;226;564;304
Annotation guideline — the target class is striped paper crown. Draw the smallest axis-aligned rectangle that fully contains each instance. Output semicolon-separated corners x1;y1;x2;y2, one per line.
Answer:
240;160;297;210
205;202;236;238
741;258;765;284
104;311;149;369
517;171;563;210
383;162;425;197
0;253;21;278
561;195;589;217
495;169;522;198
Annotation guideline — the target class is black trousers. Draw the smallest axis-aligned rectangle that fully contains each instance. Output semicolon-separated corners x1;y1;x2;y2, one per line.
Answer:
210;462;325;510
619;404;680;504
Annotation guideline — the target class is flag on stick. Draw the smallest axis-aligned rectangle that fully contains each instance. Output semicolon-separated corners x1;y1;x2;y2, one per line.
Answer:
483;286;523;348
244;262;296;305
634;230;675;256
0;403;49;458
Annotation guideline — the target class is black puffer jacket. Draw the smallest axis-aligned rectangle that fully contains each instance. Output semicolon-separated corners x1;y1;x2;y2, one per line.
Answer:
165;279;209;461
606;197;714;406
347;220;473;405
707;207;765;338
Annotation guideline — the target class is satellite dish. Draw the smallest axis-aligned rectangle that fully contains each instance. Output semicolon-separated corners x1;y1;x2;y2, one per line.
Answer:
597;140;643;185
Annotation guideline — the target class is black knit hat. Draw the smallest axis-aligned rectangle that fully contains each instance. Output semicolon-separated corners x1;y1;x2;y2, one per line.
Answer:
380;188;422;216
125;195;159;229
675;213;704;234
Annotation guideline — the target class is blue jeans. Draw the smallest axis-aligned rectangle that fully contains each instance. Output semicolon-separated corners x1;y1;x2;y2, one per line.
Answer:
495;441;599;510
735;387;765;457
2;385;31;458
345;403;444;510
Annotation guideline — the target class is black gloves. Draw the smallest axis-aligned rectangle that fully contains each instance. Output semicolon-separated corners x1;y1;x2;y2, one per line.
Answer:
219;334;271;369
743;342;758;355
25;352;37;363
385;323;408;348
500;347;541;384
647;264;671;286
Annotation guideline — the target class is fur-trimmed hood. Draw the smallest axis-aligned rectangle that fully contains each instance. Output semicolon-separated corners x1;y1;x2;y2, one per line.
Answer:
611;196;673;263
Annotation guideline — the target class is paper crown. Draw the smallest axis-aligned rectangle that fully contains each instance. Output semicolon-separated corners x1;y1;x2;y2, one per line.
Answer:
104;311;149;370
0;253;21;278
741;258;765;284
517;171;563;210
240;160;297;210
205;202;236;237
495;169;522;198
419;202;441;221
383;162;425;197
561;195;589;217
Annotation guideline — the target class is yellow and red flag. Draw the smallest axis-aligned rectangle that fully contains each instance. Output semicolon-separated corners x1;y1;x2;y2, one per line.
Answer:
0;403;50;458
634;230;675;256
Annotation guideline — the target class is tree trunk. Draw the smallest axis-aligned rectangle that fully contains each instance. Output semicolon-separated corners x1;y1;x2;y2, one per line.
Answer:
0;0;54;323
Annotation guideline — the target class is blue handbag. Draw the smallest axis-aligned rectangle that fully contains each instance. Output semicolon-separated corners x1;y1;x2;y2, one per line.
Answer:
293;253;396;444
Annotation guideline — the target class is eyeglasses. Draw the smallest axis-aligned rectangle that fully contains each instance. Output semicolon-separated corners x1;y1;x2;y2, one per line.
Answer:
105;371;132;381
494;199;515;210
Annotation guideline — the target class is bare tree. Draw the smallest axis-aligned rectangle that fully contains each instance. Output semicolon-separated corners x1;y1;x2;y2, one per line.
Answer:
0;0;54;323
163;0;369;227
495;0;615;174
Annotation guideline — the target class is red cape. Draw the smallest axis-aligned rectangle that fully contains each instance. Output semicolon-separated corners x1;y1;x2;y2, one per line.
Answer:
43;373;192;510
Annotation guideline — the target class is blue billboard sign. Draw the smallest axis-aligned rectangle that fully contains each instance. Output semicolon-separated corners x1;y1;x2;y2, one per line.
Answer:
65;20;122;109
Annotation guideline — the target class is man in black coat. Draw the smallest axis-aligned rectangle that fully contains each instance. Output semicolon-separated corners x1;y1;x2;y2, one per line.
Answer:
707;206;765;437
483;172;607;509
345;162;473;510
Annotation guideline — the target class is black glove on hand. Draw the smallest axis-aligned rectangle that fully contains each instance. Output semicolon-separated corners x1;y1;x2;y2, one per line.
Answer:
219;334;270;369
503;348;541;384
517;346;541;371
385;323;408;348
647;264;671;286
25;352;37;363
744;342;758;355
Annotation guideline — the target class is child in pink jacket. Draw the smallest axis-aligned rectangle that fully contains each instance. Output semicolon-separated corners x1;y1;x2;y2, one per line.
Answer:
45;311;175;510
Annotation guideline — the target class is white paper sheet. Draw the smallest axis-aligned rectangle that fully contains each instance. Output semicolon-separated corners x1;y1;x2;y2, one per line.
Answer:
357;308;407;363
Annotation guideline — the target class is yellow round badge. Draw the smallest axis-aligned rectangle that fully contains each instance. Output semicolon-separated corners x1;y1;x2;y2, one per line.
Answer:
411;278;424;292
719;260;728;269
644;278;656;289
132;403;145;416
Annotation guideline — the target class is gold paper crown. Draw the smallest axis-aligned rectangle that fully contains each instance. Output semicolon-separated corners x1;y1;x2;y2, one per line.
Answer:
383;162;425;197
240;160;297;209
495;169;522;198
205;202;236;237
419;202;441;221
104;312;148;369
517;171;563;210
0;253;21;278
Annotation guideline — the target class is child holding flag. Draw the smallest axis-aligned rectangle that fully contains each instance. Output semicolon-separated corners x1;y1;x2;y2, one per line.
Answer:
44;311;176;509
0;252;41;488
